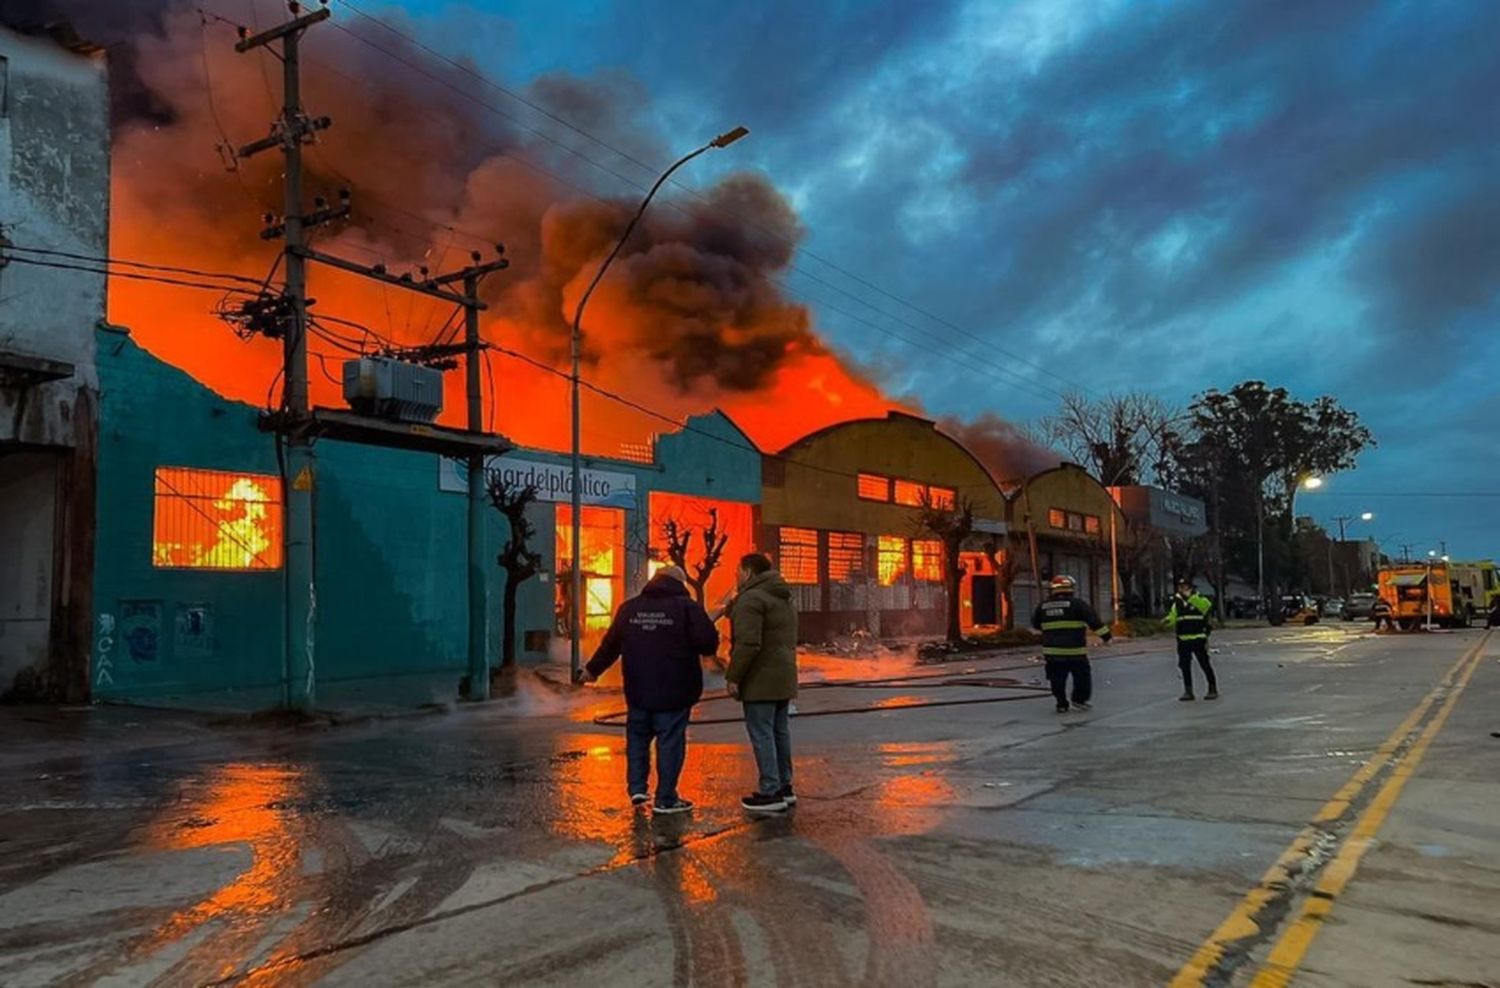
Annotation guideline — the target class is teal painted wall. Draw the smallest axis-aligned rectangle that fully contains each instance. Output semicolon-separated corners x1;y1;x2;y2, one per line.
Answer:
92;331;761;707
92;329;284;705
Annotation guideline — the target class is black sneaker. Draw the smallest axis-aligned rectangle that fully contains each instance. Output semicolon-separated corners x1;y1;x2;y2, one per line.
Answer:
1179;693;1195;702
779;786;797;806
742;792;788;813
1072;701;1092;711
1205;690;1220;700
630;792;650;807
1056;702;1070;713
653;798;694;815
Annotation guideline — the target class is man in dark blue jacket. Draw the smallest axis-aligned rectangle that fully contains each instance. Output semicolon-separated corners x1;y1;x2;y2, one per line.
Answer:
583;565;719;814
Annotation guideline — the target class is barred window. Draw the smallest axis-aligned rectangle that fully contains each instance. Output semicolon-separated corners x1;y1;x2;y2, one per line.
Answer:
779;527;820;585
912;540;944;582
877;535;908;586
827;532;865;583
929;486;957;510
153;468;283;570
1048;508;1066;528
857;473;891;502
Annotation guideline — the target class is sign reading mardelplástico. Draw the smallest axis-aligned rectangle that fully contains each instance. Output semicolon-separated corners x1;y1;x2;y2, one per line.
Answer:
439;456;637;508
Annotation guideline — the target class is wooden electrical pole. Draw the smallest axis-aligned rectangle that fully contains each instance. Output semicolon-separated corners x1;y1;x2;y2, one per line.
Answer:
236;1;333;712
235;2;507;709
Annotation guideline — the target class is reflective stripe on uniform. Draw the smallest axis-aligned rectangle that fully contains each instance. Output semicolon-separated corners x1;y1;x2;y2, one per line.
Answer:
1043;646;1089;656
1041;620;1089;630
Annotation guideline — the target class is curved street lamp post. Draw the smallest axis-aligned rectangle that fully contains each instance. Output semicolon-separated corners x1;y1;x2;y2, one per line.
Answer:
568;127;749;681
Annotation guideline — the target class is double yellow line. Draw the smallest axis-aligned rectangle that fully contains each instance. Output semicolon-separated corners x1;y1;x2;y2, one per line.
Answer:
1170;631;1491;987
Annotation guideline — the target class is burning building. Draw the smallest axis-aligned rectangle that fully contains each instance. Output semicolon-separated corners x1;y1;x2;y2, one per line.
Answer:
759;413;1013;642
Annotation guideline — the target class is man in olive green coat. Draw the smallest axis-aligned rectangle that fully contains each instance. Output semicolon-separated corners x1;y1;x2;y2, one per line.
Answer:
722;552;800;813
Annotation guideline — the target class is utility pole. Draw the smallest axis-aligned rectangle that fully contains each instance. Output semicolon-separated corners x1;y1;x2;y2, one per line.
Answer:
1399;543;1414;564
235;2;507;709
236;2;333;712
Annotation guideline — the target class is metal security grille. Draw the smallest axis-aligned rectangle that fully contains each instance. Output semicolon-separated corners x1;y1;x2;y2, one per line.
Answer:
779;527;819;585
152;467;283;570
827;532;866;583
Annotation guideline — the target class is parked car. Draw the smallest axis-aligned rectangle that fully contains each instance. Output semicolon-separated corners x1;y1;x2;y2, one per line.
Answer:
1342;592;1377;620
1320;597;1345;618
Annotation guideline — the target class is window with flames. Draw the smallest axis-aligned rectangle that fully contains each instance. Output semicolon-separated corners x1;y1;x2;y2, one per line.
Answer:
912;540;944;582
877;535;908;586
779;527;820;585
152;467;283;570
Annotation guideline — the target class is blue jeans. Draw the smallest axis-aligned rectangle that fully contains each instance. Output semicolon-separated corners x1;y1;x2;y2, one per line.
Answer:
743;700;794;795
625;707;691;804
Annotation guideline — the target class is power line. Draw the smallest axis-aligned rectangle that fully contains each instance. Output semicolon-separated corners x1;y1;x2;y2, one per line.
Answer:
2;254;266;296
5;244;270;288
309;9;1078;405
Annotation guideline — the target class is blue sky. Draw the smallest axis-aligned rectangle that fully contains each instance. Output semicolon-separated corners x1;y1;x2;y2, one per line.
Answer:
363;1;1499;558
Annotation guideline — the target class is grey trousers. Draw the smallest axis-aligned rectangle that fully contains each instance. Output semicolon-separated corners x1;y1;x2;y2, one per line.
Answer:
742;700;793;795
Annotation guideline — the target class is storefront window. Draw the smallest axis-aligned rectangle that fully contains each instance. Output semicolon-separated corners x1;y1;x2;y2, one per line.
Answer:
827;532;865;583
877;536;908;586
779;527;819;585
912;540;944;582
556;505;625;652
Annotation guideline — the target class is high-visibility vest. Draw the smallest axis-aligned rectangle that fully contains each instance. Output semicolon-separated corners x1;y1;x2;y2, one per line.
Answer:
1168;594;1211;641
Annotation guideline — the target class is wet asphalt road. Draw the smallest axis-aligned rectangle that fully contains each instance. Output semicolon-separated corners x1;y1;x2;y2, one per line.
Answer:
0;626;1496;987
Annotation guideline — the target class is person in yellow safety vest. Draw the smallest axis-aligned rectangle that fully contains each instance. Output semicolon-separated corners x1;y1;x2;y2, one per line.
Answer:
1165;578;1218;701
1031;574;1111;713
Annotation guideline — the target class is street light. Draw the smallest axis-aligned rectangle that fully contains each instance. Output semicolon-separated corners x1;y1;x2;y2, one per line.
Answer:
567;126;749;681
1360;511;1374;522
1302;476;1324;490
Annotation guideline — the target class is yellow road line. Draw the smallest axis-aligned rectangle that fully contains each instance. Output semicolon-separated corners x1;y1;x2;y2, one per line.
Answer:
1247;633;1489;987
1168;633;1490;987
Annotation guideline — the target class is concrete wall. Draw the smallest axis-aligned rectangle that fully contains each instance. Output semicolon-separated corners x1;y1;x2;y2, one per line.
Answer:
0;28;107;700
0;27;106;440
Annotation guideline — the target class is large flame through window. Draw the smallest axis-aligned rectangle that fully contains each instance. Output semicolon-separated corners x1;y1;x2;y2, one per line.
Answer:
648;493;756;606
152;468;283;570
555;505;625;655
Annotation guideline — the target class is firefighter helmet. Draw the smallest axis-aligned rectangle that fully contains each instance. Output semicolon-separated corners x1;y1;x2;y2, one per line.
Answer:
1049;575;1077;594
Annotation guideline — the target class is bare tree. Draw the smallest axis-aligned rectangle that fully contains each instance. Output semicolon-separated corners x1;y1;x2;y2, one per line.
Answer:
916;493;976;643
661;507;730;603
982;536;1017;630
487;476;542;672
1041;391;1181;486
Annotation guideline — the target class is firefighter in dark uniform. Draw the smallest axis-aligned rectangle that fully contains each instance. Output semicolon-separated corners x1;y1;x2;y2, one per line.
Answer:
1371;595;1395;632
1165;579;1218;701
1031;575;1112;713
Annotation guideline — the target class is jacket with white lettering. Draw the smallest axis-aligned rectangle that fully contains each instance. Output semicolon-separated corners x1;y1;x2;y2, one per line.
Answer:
586;574;719;711
1030;594;1111;658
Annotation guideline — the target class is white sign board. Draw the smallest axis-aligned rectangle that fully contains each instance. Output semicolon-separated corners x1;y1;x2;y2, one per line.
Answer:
440;456;638;508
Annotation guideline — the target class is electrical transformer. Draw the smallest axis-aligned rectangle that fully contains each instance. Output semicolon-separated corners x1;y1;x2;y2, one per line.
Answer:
341;356;443;423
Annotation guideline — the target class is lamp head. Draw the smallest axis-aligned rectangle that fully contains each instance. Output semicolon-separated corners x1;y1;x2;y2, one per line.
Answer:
710;126;750;149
